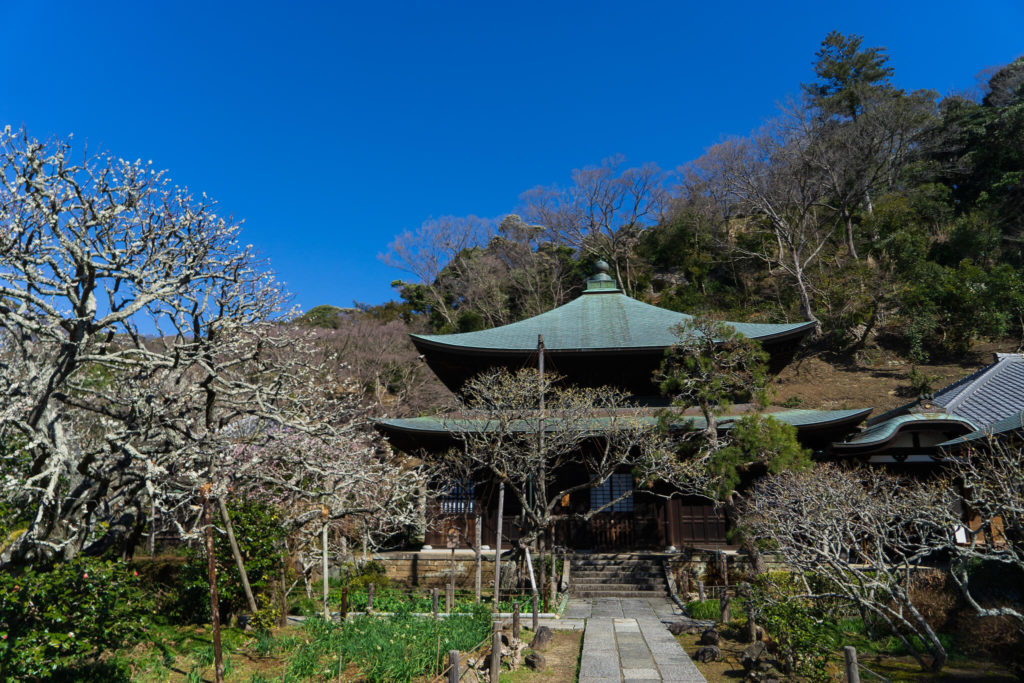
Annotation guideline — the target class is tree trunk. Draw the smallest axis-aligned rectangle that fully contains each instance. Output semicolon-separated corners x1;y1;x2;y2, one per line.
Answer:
218;497;258;614
493;481;505;610
538;534;547;611
724;497;766;576
845;213;859;260
794;273;820;334
474;513;482;603
322;520;330;620
202;487;225;683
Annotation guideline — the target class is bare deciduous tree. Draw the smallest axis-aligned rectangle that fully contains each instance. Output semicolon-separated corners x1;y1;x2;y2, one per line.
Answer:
747;465;950;671
444;368;700;555
684;115;837;329
520;155;670;294
945;441;1024;627
0;128;366;569
382;215;496;330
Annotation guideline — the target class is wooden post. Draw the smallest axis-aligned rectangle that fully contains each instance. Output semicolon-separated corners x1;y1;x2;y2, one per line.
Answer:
446;583;454;614
538;534;547;612
490;623;501;682
201;484;224;683
493;482;505;610
697;580;705;602
449;542;457;608
340;587;348;621
746;602;757;643
548;528;557;609
322;515;330;621
448;649;460;683
720;594;731;624
148;497;157;557
844;646;861;683
532;593;539;631
474;512;482;603
512;601;520;640
367;583;374;613
432;587;439;618
680;570;689;595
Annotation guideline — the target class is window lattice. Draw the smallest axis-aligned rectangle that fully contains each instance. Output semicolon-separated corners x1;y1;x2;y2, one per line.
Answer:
590;474;634;512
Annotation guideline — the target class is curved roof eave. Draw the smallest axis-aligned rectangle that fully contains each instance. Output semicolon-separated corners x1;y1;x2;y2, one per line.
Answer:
374;407;871;437
410;314;815;354
832;413;977;452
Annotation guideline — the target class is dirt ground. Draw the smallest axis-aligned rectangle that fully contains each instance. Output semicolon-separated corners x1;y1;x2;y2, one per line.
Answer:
768;342;1009;416
676;630;1019;682
500;628;583;682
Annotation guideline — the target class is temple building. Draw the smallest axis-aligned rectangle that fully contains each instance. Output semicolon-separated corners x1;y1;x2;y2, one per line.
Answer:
375;262;871;550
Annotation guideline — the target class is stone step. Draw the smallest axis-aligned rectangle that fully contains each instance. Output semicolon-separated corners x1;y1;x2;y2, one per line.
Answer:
573;577;666;586
572;569;663;577
571;582;665;591
569;581;663;589
573;589;669;598
573;569;659;573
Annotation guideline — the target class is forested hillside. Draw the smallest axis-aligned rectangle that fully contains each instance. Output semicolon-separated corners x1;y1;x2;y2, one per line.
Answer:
316;34;1024;413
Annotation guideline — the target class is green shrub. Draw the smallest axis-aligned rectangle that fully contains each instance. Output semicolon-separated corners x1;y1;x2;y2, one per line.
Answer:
0;557;152;680
686;599;721;621
249;593;281;633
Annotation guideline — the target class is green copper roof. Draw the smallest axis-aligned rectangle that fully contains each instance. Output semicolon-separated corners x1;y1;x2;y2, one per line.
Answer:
835;412;978;449
376;408;870;435
412;288;814;353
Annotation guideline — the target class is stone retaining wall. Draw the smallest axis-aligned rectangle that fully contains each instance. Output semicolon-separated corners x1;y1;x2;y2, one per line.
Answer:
375;551;498;589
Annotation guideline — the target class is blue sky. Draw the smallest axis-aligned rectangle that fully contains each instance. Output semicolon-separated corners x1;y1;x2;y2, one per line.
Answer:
2;1;1021;311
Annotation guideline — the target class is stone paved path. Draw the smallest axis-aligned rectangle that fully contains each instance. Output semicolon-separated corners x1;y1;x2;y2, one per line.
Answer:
573;597;706;683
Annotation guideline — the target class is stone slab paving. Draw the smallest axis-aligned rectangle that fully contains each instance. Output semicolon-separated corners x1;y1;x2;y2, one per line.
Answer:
577;597;706;683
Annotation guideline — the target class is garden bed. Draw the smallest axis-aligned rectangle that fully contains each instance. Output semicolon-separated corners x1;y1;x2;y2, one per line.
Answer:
115;606;493;682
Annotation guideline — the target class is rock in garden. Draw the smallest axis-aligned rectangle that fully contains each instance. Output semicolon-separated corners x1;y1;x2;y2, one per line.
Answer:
529;626;554;651
741;640;767;670
699;627;720;646
695;645;721;663
525;652;546;671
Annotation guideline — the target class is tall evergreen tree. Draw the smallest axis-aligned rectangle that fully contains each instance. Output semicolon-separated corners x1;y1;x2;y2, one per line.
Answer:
803;31;895;120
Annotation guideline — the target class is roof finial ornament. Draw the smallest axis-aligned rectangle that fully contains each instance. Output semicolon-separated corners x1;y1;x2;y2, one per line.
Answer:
585;259;618;292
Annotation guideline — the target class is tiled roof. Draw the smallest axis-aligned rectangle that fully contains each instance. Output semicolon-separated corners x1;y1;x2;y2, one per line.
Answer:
412;290;814;352
930;354;1024;426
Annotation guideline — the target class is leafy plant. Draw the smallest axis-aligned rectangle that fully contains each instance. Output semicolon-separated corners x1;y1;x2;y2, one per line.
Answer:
686;599;721;621
0;557;153;680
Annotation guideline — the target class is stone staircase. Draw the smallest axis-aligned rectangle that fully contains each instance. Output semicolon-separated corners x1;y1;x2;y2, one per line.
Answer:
569;553;669;598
